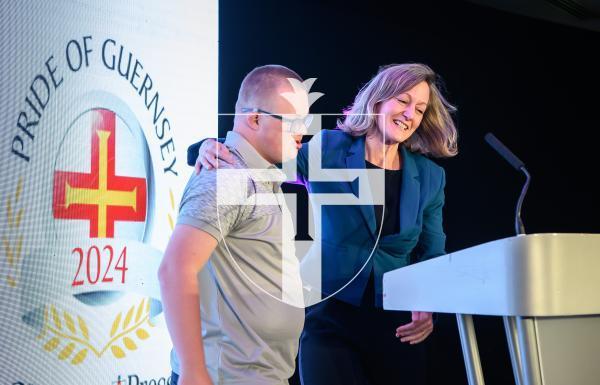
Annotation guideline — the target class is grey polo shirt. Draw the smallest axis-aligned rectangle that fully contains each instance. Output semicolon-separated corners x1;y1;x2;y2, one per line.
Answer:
170;131;304;385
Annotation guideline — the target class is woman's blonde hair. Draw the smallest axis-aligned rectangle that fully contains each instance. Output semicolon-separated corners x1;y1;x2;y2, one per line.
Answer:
338;63;458;158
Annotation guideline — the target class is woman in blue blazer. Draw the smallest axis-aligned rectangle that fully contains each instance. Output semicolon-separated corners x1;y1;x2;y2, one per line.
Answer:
196;63;458;385
298;63;457;385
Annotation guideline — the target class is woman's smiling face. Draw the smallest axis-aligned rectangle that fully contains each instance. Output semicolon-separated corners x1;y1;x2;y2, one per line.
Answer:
375;80;430;144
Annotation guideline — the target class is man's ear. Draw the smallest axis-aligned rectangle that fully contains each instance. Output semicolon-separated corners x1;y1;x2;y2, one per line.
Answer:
245;112;260;131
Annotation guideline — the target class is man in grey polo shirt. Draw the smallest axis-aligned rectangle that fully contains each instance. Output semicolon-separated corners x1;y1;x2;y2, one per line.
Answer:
158;65;309;385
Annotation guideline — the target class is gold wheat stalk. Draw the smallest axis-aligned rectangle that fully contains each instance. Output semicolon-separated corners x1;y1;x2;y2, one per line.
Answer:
3;177;24;287
40;297;153;364
167;188;176;231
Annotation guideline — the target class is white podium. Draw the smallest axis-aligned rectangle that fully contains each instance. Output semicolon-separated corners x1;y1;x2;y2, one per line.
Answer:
382;233;600;385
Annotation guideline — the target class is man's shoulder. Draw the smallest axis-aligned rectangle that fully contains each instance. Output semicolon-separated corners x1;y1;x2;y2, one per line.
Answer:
221;146;249;169
183;153;254;202
193;148;249;180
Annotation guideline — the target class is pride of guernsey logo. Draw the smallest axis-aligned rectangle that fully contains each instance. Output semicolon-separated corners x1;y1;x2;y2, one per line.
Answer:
2;35;180;375
53;108;148;239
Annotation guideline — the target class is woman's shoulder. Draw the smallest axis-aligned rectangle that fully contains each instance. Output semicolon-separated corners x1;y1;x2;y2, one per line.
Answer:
408;150;445;180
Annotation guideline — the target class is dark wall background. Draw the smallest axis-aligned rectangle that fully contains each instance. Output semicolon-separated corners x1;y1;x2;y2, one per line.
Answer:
217;0;600;384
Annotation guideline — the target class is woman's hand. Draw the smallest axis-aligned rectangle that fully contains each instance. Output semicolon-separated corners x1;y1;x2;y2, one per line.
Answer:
395;311;433;344
195;139;234;174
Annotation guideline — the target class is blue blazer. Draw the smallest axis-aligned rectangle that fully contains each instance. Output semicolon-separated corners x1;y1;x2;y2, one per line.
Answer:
296;129;447;307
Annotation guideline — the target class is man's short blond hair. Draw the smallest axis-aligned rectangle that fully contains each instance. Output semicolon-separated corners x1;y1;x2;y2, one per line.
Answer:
235;65;302;112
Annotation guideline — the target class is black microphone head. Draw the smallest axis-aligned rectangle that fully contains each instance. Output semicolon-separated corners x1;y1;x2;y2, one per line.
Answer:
485;132;525;171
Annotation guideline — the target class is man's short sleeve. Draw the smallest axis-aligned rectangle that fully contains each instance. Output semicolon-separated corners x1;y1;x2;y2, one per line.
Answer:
177;167;253;241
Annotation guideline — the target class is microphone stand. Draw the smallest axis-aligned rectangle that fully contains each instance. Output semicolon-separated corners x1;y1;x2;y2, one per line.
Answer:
515;167;531;236
484;132;531;385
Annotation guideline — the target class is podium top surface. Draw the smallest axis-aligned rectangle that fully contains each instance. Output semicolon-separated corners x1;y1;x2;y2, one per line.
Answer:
382;233;600;316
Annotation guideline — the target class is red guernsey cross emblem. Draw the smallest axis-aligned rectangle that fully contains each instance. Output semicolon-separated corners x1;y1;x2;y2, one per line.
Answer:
53;109;147;238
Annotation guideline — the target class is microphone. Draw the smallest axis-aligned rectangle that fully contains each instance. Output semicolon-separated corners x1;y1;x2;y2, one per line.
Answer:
484;133;531;235
484;133;524;171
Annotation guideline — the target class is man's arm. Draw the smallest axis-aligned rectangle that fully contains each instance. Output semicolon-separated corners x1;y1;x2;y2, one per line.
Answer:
158;224;217;384
190;137;310;185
